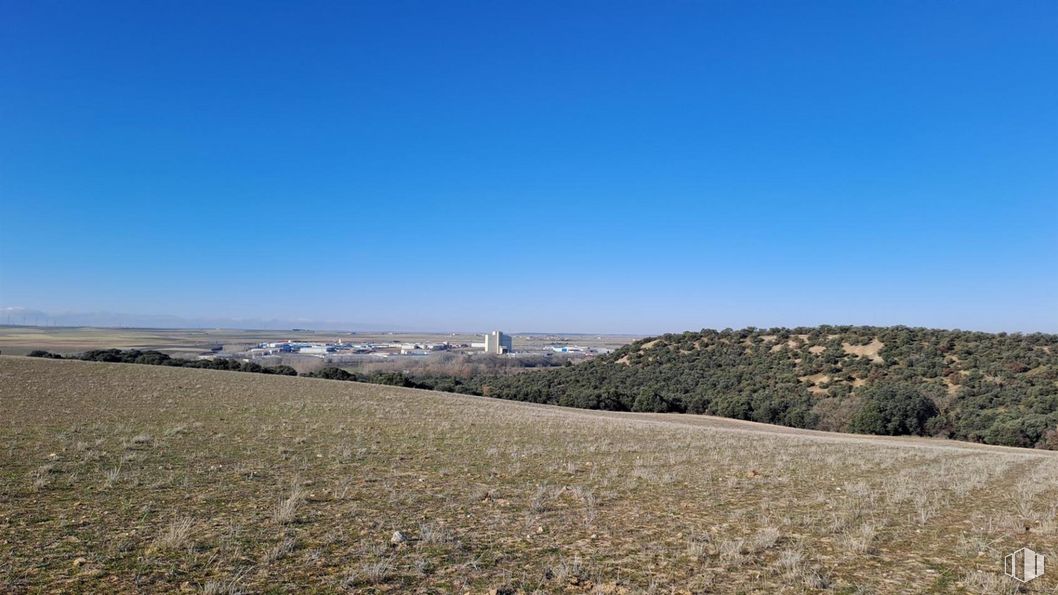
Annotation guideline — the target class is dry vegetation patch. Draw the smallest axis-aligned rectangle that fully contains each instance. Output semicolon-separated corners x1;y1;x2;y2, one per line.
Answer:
842;338;886;363
1;357;1056;593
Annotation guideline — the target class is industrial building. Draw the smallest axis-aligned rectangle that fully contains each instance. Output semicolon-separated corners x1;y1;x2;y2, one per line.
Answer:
484;330;513;354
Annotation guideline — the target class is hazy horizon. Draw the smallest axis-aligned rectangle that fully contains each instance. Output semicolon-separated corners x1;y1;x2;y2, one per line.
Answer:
2;306;1057;337
2;2;1056;334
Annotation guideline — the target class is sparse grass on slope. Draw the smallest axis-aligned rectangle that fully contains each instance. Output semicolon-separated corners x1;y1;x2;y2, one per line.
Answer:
1;356;1056;593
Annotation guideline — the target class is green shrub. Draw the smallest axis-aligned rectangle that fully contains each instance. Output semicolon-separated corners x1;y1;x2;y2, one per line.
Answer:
848;383;939;436
304;367;357;381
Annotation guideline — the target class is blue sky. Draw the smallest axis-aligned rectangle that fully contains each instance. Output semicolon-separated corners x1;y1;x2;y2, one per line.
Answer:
1;1;1056;333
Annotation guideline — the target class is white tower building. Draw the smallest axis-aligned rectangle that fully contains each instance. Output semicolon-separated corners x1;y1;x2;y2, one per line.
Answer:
484;330;513;354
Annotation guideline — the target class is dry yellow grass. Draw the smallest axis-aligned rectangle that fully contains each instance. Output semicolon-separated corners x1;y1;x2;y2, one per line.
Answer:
1;356;1056;593
842;339;886;364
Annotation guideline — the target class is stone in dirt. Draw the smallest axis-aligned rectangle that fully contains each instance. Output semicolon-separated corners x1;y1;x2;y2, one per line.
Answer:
390;530;408;544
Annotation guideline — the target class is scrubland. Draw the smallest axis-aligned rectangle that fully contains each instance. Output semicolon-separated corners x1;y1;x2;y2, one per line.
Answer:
1;356;1056;593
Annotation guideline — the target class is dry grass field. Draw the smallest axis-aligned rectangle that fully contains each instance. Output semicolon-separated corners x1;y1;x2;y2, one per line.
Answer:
2;356;1057;593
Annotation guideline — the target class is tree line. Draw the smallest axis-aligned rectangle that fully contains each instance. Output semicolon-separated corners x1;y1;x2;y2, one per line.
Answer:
30;349;298;376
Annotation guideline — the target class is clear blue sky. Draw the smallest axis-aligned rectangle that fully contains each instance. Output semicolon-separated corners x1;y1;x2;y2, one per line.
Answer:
1;1;1056;334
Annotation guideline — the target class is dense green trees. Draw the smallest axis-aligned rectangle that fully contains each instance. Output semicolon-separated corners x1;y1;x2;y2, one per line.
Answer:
29;349;299;376
304;367;356;381
632;389;673;413
847;383;938;436
424;326;1058;448
982;415;1054;448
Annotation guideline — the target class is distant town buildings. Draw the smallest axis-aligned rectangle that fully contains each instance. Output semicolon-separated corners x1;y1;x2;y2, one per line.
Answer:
246;338;455;359
222;331;612;364
484;330;513;354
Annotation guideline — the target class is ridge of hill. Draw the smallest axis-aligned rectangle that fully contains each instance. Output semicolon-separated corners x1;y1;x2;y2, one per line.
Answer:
474;325;1058;449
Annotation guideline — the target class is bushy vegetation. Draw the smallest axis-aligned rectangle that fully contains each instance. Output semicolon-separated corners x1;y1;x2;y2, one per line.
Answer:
847;383;939;436
303;367;481;393
342;352;570;377
29;349;297;376
403;326;1058;449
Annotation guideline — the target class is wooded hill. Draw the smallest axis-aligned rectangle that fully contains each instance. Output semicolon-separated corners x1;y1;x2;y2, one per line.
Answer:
472;326;1058;449
28;325;1058;449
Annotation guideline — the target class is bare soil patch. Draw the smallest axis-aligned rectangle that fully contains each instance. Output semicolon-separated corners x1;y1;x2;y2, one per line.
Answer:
842;338;886;363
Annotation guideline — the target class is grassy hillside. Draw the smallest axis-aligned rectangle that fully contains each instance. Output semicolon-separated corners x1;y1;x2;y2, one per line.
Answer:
26;325;1058;449
477;326;1058;449
2;356;1057;593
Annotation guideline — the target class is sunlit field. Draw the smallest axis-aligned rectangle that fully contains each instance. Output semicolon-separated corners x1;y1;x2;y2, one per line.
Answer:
2;356;1055;593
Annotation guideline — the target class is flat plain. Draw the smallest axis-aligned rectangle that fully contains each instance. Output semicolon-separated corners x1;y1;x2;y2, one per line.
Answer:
0;326;638;356
1;356;1056;593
